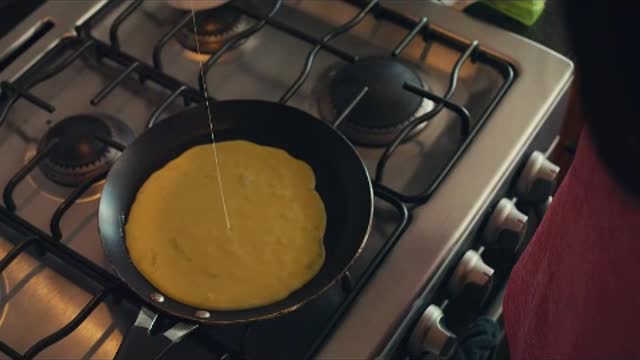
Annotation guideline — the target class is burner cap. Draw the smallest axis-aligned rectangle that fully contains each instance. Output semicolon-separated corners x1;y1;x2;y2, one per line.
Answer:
177;5;245;53
327;57;433;146
37;114;134;187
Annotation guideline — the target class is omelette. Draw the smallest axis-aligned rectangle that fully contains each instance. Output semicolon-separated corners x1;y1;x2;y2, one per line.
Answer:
125;140;326;310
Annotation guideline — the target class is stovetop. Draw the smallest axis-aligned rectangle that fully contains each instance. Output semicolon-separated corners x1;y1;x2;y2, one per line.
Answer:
0;1;572;359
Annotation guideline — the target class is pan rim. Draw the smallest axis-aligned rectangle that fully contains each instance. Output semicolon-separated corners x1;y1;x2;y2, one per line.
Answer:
98;100;374;324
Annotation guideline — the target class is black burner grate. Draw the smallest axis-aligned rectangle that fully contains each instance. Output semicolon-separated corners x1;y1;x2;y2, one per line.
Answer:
0;0;514;359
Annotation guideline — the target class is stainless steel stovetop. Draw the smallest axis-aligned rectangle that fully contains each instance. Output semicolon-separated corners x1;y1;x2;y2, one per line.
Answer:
0;1;572;359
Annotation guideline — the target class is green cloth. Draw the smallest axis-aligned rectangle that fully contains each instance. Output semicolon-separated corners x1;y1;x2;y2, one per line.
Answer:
480;0;545;26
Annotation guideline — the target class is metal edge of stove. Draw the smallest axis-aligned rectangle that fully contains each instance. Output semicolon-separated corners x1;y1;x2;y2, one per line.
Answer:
316;1;574;359
380;84;572;360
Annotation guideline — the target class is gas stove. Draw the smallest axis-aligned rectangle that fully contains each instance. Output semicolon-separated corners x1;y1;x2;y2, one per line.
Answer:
0;1;572;359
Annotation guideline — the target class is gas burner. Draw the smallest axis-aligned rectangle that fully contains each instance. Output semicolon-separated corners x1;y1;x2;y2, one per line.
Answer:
37;114;134;187
176;4;248;54
320;57;434;146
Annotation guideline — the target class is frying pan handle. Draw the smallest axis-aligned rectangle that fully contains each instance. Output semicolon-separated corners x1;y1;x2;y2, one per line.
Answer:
115;307;198;360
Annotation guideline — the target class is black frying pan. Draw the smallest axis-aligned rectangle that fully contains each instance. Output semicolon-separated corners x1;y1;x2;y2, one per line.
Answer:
98;100;373;359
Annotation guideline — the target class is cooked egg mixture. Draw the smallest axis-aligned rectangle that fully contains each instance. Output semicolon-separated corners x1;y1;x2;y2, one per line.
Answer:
125;140;326;310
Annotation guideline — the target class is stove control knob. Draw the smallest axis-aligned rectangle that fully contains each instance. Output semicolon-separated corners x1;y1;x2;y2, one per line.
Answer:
516;151;560;202
483;198;528;253
447;249;495;298
408;305;457;358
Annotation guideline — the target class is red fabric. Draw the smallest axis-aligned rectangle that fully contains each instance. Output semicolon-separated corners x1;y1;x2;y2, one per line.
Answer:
503;129;640;360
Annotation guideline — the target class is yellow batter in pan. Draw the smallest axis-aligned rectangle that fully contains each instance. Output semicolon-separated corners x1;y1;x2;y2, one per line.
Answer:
125;140;326;310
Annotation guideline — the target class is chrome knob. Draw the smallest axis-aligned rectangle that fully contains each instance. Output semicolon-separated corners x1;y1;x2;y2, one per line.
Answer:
483;198;528;253
516;151;560;202
447;249;494;297
408;305;457;358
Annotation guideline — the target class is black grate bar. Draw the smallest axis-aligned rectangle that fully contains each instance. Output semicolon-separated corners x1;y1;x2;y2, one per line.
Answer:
396;64;515;204
190;329;239;360
0;207;135;314
380;64;515;205
199;0;283;93
392;17;428;57
304;184;411;359
0;206;130;296
374;40;478;183
29;39;96;87
50;171;108;241
403;82;471;136
0;82;55;113
0;82;55;127
3;139;58;212
441;40;478;99
14;88;55;113
0;38;95;128
0;93;16;128
109;0;143;50
346;0;442;50
95;135;127;152
153;13;192;70
230;3;357;63
0;38;94;127
90;62;141;106
0;237;38;273
0;341;23;360
279;0;378;104
333;86;368;128
23;291;109;360
91;39;204;105
147;85;187;128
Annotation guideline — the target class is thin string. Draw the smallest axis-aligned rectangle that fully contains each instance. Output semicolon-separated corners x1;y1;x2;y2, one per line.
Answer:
190;1;231;231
